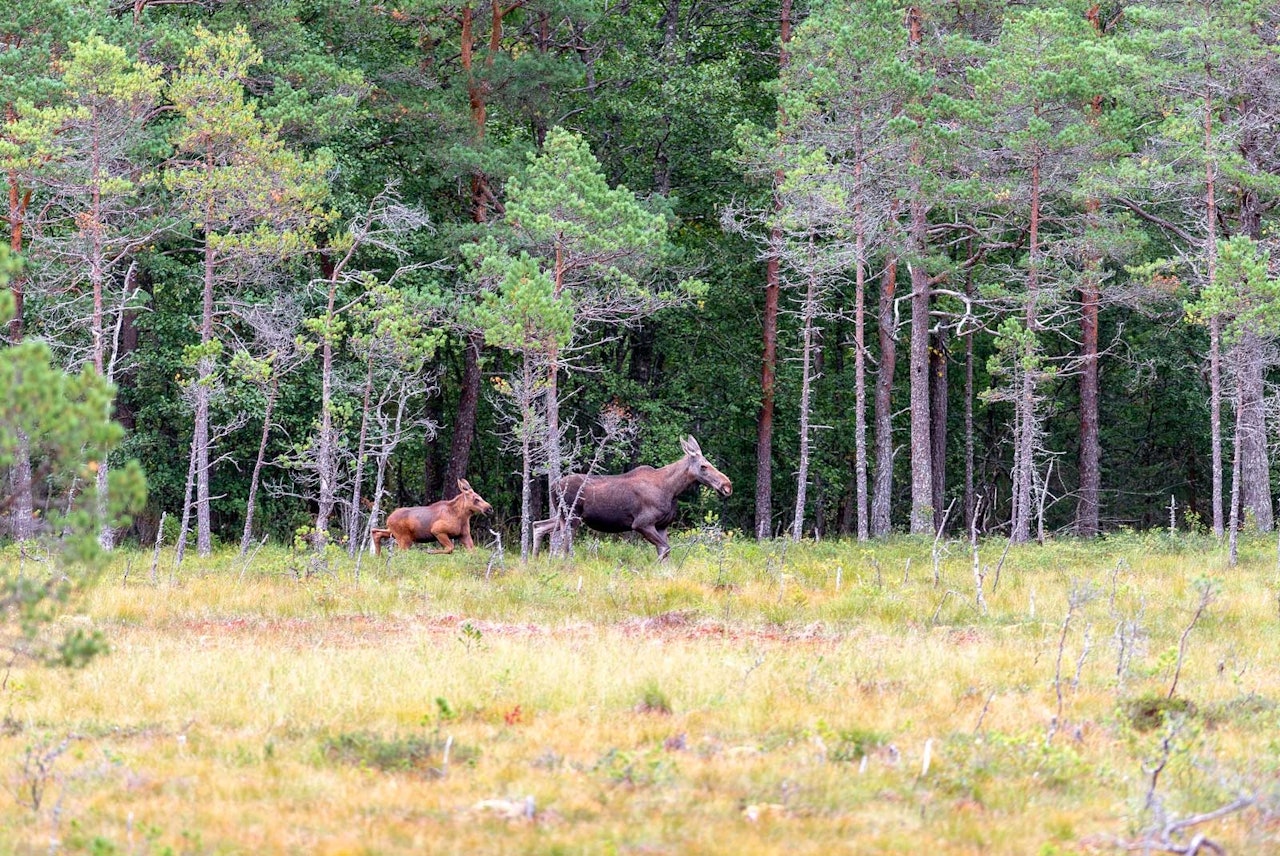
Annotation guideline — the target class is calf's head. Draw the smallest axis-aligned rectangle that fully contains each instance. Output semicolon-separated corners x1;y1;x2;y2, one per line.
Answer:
456;479;493;516
679;436;732;497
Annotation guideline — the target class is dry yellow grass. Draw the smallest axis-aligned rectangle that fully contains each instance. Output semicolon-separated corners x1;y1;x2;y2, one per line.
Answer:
1;531;1277;854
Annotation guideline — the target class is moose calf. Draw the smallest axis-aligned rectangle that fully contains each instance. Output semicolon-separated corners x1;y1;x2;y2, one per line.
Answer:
371;479;493;555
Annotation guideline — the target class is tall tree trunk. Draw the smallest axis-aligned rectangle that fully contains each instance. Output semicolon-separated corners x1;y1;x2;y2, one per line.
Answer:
1228;359;1243;566
546;248;566;554
88;115;115;549
1237;184;1271;532
853;159;869;541
443;332;482;497
930;330;948;533
908;206;933;536
239;377;278;557
905;5;932;536
1076;26;1105;537
194;208;215;556
1209;317;1224;539
545;354;564;552
871;256;898;536
347;356;375;554
791;256;818;541
1204;73;1224;539
315;275;339;544
7;153;35;541
520;352;534;561
1237;332;1272;531
1011;154;1043;544
754;0;792;541
1076;252;1102;536
445;1;506;500
964;266;976;534
756;238;780;539
174;430;198;566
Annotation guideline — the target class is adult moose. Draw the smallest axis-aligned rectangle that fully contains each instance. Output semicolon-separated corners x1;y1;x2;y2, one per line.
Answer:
372;479;493;555
532;436;732;560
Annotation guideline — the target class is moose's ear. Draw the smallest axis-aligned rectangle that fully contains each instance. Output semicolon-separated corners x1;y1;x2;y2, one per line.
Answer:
681;436;702;456
458;478;472;492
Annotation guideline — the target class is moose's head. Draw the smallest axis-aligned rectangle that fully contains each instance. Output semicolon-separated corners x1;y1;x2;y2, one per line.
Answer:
680;436;732;498
456;479;493;516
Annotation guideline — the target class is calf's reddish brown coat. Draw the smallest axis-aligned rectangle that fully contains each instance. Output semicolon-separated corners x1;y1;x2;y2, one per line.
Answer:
372;479;492;555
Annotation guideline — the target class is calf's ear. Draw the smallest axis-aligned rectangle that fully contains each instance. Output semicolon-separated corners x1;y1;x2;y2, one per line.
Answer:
681;436;702;456
458;478;473;492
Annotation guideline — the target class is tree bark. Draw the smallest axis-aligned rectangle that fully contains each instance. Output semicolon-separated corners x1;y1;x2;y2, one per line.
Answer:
1228;360;1243;566
6;149;35;540
1076;239;1102;536
239;377;278;557
443;332;483;497
1237;175;1271;533
194;183;215;556
1204;75;1224;539
908;209;934;536
1236;332;1272;531
520;351;534;561
964;267;976;534
756;239;780;539
871;256;898;536
347;356;376;553
1011;153;1043;544
315;272;339;544
853;165;869;541
791;254;819;541
905;6;932;536
754;0;792;541
930;329;948;534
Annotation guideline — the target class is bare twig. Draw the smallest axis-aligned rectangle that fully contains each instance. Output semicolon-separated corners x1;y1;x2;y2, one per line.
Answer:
1168;580;1215;700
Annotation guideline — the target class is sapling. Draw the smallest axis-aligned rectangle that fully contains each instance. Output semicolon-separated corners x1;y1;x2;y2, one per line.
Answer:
991;535;1014;592
148;512;165;585
1167;578;1217;700
932;498;955;588
971;495;987;615
1047;581;1097;746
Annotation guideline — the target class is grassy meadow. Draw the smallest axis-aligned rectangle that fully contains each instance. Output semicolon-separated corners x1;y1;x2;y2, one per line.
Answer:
1;528;1278;854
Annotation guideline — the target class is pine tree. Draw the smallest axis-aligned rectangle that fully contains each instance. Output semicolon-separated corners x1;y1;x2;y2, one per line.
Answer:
165;26;329;557
27;35;165;548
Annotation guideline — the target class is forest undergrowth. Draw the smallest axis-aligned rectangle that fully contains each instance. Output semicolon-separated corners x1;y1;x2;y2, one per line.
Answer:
1;530;1277;854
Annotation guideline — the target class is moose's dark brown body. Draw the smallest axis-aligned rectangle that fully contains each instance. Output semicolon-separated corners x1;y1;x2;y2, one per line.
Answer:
533;437;731;560
372;479;492;555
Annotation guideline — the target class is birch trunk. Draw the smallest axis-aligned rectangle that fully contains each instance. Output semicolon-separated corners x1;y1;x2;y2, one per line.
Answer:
791;260;819;541
853;165;869;541
239;377;278;557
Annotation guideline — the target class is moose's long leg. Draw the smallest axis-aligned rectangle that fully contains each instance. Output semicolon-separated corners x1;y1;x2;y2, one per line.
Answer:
635;524;671;561
531;518;556;556
432;533;455;554
461;518;474;549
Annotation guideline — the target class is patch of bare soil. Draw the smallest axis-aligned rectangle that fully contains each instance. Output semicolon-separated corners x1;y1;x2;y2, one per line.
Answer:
160;612;855;648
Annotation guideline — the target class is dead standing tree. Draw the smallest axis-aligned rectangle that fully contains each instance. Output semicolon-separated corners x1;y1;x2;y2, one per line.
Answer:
226;296;308;557
22;37;166;549
767;0;909;539
292;183;432;551
344;282;440;556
